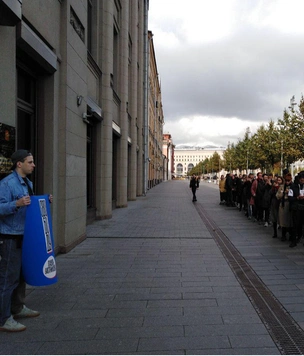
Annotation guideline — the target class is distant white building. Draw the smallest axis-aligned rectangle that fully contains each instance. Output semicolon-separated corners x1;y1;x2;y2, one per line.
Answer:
174;145;225;177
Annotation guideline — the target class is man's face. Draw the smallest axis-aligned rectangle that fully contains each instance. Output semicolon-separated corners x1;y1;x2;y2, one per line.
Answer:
263;175;268;182
299;177;304;185
18;155;35;176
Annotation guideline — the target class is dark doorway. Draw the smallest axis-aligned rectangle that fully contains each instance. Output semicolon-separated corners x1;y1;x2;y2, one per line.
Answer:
86;122;96;223
17;66;37;188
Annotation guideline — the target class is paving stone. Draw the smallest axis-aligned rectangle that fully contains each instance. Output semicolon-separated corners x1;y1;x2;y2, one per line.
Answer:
137;336;231;352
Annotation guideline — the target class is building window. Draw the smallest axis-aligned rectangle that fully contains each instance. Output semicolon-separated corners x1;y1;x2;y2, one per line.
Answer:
176;163;183;176
70;6;85;42
87;0;93;53
113;26;119;92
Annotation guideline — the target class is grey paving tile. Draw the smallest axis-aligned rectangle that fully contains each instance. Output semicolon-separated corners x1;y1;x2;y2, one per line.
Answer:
114;293;182;301
222;313;263;324
143;314;224;327
187;347;279;355
106;307;183;318
137;336;231;352
185;323;270;337
57;316;145;328
229;334;276;348
0;342;44;355
147;299;217;308
95;325;184;339
37;339;139;355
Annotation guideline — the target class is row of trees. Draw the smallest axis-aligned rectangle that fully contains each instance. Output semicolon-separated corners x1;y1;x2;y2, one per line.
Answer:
189;152;222;176
189;95;304;176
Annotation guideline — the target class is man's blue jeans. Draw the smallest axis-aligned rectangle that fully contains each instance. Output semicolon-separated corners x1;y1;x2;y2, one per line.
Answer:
0;238;25;326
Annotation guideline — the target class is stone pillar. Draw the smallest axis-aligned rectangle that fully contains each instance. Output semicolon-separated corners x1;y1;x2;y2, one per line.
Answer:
96;0;114;219
136;0;145;196
0;26;17;127
116;2;129;208
128;0;139;200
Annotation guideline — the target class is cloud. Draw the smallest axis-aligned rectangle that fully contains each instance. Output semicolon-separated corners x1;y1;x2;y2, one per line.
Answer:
163;115;261;147
149;0;304;147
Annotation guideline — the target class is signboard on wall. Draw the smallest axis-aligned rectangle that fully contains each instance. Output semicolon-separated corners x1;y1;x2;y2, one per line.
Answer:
0;123;15;180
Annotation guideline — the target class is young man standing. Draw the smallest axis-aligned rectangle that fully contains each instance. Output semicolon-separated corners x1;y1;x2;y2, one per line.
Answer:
0;150;52;332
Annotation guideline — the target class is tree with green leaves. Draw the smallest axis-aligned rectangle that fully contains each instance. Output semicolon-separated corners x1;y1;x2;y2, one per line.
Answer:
277;97;304;166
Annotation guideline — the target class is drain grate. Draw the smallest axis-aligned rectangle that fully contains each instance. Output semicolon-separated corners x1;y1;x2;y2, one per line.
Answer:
195;203;304;355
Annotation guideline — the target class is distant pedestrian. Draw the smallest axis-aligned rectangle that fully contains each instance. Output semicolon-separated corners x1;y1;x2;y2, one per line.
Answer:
288;173;304;248
251;172;263;222
244;173;254;219
231;174;238;206
219;175;226;205
277;174;292;241
196;176;200;189
225;173;233;207
261;174;272;227
270;176;283;238
189;174;198;202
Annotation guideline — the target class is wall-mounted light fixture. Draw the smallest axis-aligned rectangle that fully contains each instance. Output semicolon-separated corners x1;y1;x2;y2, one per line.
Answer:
82;110;97;124
77;95;83;106
83;112;92;124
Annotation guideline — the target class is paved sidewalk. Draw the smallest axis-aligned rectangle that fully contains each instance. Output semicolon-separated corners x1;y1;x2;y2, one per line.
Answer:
1;180;304;354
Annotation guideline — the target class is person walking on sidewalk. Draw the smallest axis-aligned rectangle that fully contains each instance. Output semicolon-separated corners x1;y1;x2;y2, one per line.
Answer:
0;149;52;332
189;174;198;202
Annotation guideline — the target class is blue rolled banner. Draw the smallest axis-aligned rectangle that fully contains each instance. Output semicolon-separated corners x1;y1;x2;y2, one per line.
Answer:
22;195;57;286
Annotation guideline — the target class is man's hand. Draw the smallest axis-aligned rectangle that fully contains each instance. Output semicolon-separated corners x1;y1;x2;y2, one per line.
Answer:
16;195;31;207
49;194;53;203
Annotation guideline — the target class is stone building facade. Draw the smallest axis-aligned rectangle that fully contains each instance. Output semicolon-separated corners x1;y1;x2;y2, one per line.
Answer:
0;0;150;252
174;146;225;177
147;31;164;189
162;134;174;181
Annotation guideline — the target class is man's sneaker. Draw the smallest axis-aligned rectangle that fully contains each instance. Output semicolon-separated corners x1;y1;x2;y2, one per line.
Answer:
13;305;40;319
264;222;269;227
0;316;26;332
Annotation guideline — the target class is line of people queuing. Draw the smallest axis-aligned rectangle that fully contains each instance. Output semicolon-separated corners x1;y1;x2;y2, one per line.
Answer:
219;170;304;248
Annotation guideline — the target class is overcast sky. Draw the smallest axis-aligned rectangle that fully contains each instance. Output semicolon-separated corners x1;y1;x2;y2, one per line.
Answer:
148;0;304;148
